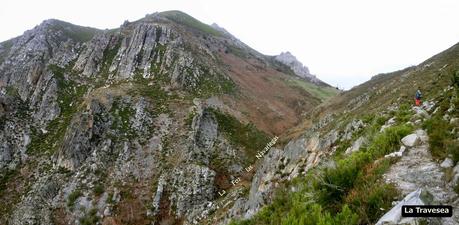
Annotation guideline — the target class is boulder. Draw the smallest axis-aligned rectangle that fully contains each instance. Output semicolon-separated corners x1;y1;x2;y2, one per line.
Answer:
384;146;406;158
440;158;454;168
401;134;420;147
376;188;433;225
345;137;366;155
451;164;459;185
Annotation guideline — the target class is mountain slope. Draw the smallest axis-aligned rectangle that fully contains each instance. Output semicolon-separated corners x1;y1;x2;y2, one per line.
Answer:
224;42;459;225
0;11;337;225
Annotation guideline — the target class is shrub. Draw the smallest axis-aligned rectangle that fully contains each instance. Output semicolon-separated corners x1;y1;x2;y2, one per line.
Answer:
368;124;412;158
93;184;104;197
451;70;459;88
423;115;454;159
67;190;82;208
79;208;99;225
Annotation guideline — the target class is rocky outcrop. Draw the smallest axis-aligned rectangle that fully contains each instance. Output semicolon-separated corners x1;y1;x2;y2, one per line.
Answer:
274;51;323;85
57;99;107;170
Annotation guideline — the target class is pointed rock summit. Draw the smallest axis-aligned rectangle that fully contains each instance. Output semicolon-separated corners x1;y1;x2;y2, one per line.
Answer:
275;51;327;86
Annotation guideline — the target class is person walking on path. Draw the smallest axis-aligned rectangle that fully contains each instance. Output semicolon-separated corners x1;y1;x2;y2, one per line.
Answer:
415;88;422;106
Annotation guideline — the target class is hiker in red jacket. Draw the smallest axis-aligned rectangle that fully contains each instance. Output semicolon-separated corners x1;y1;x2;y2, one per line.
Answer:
415;88;422;106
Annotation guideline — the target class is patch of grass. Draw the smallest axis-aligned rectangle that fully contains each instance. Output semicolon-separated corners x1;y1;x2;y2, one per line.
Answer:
287;78;340;101
159;10;222;36
109;97;135;139
5;86;19;97
48;20;99;42
67;190;82;208
392;103;412;123
0;169;18;199
185;109;197;128
93;184;104;197
451;70;459;88
79;208;99;225
131;76;171;115
0;39;14;64
423;115;457;160
97;39;121;85
192;70;236;97
209;108;270;159
367;124;412;158
423;86;458;161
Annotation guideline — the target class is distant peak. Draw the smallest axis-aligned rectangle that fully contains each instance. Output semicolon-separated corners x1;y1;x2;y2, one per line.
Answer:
275;51;328;86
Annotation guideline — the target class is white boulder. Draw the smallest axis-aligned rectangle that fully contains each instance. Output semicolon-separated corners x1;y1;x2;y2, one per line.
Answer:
401;134;420;147
345;137;366;155
440;158;454;168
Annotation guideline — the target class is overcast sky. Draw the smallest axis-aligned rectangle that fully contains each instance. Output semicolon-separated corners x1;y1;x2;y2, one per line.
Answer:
1;0;459;89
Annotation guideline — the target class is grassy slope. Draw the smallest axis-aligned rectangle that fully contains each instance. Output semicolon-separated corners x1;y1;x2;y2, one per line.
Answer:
159;10;222;36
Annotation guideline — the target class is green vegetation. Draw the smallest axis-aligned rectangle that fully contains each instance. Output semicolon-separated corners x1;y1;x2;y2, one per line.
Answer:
159;10;222;36
93;184;104;197
185;109;197;128
79;208;99;225
149;43;167;76
391;103;412;123
67;189;82;208
0;169;23;221
230;115;412;225
97;39;121;85
422;85;459;161
226;45;249;59
0;39;14;64
0;169;18;199
287;78;339;101
5;85;19;97
423;115;458;160
28;64;88;155
451;70;459;88
209;108;270;159
110;97;136;139
132;75;171;115
192;71;236;97
48;20;100;42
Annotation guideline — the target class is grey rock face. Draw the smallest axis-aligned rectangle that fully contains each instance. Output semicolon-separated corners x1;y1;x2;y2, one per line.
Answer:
169;164;216;219
0;20;81;101
194;108;218;149
57;99;107;170
73;32;114;77
274;51;321;84
343;119;364;140
345;136;366;154
10;175;63;225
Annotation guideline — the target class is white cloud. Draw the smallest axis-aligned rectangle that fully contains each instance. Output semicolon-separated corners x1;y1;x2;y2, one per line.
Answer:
1;0;458;89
